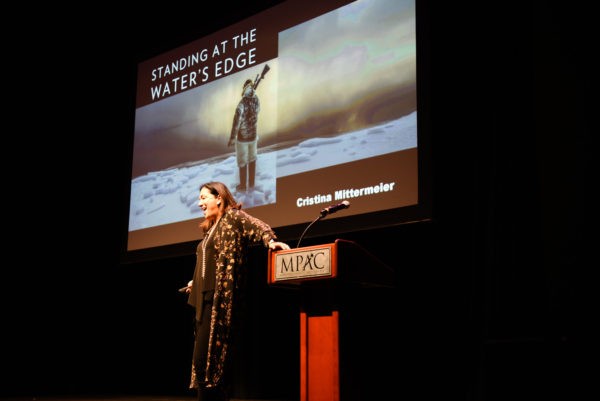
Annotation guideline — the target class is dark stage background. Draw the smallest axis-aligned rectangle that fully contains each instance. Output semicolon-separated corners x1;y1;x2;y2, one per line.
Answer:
2;1;592;400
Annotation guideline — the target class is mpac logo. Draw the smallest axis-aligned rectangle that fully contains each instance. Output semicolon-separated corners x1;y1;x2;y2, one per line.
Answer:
271;245;334;283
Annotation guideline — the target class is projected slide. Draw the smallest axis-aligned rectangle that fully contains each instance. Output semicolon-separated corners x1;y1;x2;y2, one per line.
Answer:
128;0;419;252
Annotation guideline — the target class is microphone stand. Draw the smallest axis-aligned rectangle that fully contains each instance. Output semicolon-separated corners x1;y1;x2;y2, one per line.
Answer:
296;215;324;248
296;201;348;248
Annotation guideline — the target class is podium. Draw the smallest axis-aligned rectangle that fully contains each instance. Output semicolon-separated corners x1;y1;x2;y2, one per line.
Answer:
268;239;395;401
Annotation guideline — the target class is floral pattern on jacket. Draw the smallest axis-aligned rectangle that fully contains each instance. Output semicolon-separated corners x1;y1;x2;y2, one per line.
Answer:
191;207;275;388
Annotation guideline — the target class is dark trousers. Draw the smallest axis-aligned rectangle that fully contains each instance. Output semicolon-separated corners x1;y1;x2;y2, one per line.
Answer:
194;296;229;401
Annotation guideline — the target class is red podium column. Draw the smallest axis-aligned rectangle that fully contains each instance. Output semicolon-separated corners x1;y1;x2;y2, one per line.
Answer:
300;310;339;401
269;239;394;401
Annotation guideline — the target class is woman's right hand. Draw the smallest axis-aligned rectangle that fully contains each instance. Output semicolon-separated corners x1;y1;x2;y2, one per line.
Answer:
179;280;193;293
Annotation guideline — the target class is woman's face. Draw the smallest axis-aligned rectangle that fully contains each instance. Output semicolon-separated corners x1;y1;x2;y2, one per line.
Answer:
198;187;221;221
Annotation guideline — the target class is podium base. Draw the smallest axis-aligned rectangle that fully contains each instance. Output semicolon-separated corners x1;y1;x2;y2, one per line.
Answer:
300;311;340;401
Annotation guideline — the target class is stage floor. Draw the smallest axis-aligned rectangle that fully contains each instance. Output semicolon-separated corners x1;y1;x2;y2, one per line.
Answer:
0;397;282;401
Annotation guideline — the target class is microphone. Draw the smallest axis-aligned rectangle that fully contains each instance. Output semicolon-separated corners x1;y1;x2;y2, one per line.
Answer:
296;200;351;248
320;200;350;217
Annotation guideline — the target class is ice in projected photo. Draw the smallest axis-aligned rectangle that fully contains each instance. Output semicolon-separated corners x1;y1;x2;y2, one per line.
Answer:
128;111;416;231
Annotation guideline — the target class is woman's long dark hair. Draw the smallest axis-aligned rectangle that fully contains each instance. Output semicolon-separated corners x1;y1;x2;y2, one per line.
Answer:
199;181;242;233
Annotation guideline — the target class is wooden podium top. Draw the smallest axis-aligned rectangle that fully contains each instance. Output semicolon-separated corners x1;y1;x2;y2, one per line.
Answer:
268;239;395;287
